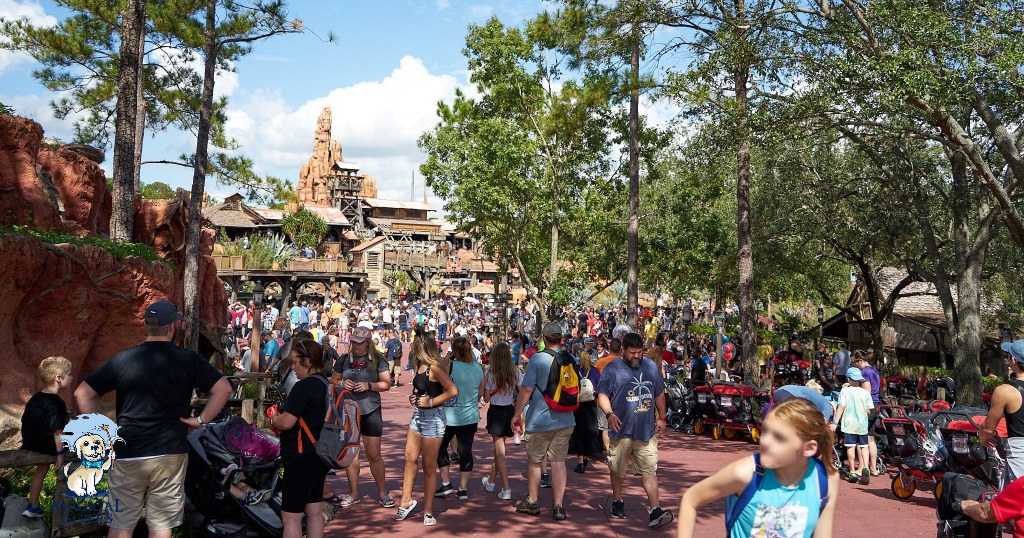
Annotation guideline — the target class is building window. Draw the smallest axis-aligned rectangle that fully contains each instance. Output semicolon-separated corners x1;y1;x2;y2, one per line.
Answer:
367;252;380;270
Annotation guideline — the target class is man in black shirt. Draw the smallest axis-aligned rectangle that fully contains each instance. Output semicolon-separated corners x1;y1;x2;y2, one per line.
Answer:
75;301;231;538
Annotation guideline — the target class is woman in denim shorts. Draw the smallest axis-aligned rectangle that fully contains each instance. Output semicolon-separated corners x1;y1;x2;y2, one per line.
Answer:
395;331;458;526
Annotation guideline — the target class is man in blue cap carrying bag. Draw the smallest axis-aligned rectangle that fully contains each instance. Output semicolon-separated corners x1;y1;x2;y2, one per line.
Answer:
982;339;1024;487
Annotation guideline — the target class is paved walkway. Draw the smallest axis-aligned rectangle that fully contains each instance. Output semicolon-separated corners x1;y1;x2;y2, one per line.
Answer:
320;362;938;537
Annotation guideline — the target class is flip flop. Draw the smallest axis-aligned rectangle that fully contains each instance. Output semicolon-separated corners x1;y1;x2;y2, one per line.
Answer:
394;499;418;521
323;495;342;506
379;495;396;508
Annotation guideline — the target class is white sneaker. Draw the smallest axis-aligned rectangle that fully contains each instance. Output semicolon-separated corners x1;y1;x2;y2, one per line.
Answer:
497;489;512;500
481;475;496;493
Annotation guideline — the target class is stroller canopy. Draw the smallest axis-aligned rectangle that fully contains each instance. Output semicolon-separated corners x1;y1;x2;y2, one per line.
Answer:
773;385;834;422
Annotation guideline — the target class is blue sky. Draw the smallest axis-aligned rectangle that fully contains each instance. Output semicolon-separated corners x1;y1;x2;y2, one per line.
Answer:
0;0;674;207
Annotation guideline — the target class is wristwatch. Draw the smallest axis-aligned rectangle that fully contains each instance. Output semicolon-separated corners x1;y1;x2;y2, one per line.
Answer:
605;411;614;419
196;415;206;427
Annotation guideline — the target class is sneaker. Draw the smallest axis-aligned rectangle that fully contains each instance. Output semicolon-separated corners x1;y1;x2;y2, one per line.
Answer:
514;498;541;516
423;513;437;526
573;462;585;474
859;468;870;485
497;489;512;501
610;500;625;519
847;471;859;484
434;483;455;497
649;507;674;529
553;505;567;521
482;475;496;493
540;473;552;489
21;505;44;518
456;489;469;500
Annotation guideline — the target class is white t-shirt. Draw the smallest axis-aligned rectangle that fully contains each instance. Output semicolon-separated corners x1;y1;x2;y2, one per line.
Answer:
485;369;523;406
383;308;394;324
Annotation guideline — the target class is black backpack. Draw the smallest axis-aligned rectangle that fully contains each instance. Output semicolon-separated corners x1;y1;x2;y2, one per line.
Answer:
936;472;995;521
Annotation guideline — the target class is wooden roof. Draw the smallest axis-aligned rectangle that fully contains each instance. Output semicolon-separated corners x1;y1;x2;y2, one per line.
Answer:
203;197;268;228
349;236;386;253
362;197;435;211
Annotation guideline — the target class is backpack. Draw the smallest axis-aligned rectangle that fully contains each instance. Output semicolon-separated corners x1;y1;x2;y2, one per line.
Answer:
725;454;829;531
298;376;361;469
579;370;595;403
540;349;581;412
220;416;280;464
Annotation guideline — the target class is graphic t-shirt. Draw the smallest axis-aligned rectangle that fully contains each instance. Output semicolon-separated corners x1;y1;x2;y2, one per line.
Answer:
728;457;822;538
21;392;68;455
597;357;666;441
84;342;222;458
837;386;874;435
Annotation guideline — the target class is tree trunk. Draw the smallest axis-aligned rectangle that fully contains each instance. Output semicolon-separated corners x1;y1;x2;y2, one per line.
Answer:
953;257;985;407
734;43;757;384
109;0;146;241
133;23;146;194
626;30;641;328
182;0;218;351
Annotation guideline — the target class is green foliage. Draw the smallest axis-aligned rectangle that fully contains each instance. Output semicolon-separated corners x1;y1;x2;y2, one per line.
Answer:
0;225;169;267
0;100;13;116
278;206;328;249
140;181;176;200
220;233;294;270
4;464;58;516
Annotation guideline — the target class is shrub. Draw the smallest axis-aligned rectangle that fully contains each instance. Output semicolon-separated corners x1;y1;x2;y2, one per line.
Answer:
0;225;171;268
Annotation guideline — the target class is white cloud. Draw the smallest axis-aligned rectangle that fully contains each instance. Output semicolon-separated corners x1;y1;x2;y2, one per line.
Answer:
467;4;494;20
149;47;239;99
223;55;474;209
0;0;57;74
436;0;451;9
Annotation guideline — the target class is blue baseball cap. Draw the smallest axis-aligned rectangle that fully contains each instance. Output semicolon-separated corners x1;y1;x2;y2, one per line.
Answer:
1003;340;1024;364
846;367;864;382
144;300;183;326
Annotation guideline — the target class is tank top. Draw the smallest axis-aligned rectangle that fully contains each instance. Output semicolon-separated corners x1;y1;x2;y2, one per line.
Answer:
727;458;823;538
413;367;444;399
1006;380;1024;438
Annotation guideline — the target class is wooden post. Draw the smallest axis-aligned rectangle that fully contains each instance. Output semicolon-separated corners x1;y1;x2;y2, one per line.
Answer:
250;305;262;372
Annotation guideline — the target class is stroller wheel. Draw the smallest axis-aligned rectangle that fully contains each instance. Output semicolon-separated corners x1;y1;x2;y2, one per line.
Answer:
749;427;760;444
668;415;684;430
693;420;705;435
712;425;723;440
890;476;916;499
933;481;942;500
723;427;737;440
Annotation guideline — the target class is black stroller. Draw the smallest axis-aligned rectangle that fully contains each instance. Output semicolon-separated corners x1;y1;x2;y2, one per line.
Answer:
185;419;285;537
665;376;695;433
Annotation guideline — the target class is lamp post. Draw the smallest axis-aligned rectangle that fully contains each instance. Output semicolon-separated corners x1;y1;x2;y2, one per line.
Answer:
681;302;694;363
816;307;825;351
714;309;725;381
249;281;264;373
1000;322;1014;376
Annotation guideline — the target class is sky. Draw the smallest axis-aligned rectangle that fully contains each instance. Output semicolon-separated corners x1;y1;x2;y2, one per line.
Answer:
0;0;678;210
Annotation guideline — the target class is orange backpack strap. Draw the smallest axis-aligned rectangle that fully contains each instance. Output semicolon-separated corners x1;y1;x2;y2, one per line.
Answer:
298;417;317;453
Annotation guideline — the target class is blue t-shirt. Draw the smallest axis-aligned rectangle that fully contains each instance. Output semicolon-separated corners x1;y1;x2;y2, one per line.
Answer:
300;307;309;324
597;357;665;441
446;361;484;426
289;306;301;324
521;350;576;433
261;338;281;370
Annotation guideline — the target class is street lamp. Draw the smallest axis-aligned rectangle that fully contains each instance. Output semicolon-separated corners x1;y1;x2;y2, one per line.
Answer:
250;280;265;373
1001;323;1015;376
714;309;725;381
816;307;825;351
681;302;694;362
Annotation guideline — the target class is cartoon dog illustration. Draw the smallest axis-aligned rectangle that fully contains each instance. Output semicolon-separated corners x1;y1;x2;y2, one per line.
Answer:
58;414;123;498
63;433;113;497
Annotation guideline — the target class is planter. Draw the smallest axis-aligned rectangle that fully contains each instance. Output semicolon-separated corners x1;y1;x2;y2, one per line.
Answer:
229;255;244;269
271;261;280;270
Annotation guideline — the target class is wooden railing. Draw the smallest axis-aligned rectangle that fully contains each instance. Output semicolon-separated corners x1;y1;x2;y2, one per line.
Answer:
385;251;449;270
212;255;350;273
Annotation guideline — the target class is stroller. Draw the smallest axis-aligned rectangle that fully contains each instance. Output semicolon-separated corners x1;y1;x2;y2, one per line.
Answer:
694;383;762;443
665;376;696;433
185;417;286;537
937;411;1005;489
772;358;811;389
882;411;947;500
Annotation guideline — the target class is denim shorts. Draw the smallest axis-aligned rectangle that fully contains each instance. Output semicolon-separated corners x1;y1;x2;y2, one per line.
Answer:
844;433;870;447
410;407;446;439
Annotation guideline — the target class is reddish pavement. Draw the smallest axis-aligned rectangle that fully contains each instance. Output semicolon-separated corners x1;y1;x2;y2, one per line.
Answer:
321;351;938;537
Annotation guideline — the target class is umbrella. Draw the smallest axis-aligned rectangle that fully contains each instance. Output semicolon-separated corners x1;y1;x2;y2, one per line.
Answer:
463;296;480;304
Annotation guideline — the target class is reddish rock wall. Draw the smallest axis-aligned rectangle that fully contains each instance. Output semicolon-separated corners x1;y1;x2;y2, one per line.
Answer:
0;115;227;446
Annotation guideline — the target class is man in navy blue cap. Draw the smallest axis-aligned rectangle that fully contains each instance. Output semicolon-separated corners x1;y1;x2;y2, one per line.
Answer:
74;300;232;538
982;339;1024;487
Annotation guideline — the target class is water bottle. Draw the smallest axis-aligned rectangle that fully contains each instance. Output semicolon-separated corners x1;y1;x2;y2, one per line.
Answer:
513;425;522;445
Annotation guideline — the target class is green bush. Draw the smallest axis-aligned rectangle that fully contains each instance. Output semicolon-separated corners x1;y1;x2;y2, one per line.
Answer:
0;101;14;116
279;206;328;248
0;225;171;268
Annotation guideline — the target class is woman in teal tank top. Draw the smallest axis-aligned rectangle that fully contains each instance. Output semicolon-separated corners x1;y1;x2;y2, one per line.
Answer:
677;398;840;537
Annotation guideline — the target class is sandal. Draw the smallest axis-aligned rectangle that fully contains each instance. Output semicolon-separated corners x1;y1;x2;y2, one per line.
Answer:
423;513;437;526
339;495;360;507
323;494;342;506
379;495;396;508
394;499;417;521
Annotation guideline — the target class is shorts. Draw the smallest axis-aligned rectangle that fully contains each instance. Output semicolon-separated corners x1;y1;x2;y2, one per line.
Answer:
868;410;879;435
389;360;402;374
384;323;394;331
108;454;187;530
525;427;573;464
280;452;329;513
607;436;659;477
844;433;870;447
486;404;515;438
399;324;411;331
409;407;446;439
361;407;384;437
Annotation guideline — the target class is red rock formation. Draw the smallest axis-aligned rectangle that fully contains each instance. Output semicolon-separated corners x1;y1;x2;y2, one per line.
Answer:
297;107;344;206
0;115;227;446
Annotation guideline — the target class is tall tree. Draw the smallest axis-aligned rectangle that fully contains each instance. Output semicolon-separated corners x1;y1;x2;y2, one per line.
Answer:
109;0;145;241
181;0;303;350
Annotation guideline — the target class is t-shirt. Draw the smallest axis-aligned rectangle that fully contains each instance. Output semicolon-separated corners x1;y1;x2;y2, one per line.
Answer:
861;366;882;402
992;476;1024;537
521;350;576;433
595;353;619;373
330;302;343;320
832;350;851;373
661;349;676;365
837;386;874;435
437;309;449;324
597;357;665;442
484;369;523;406
385;338;403;361
756;345;773;367
84;341;222;458
333;353;389;415
289;306;302;324
21;392;68;455
447;361;484;426
262;338;281;371
280;373;327;463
